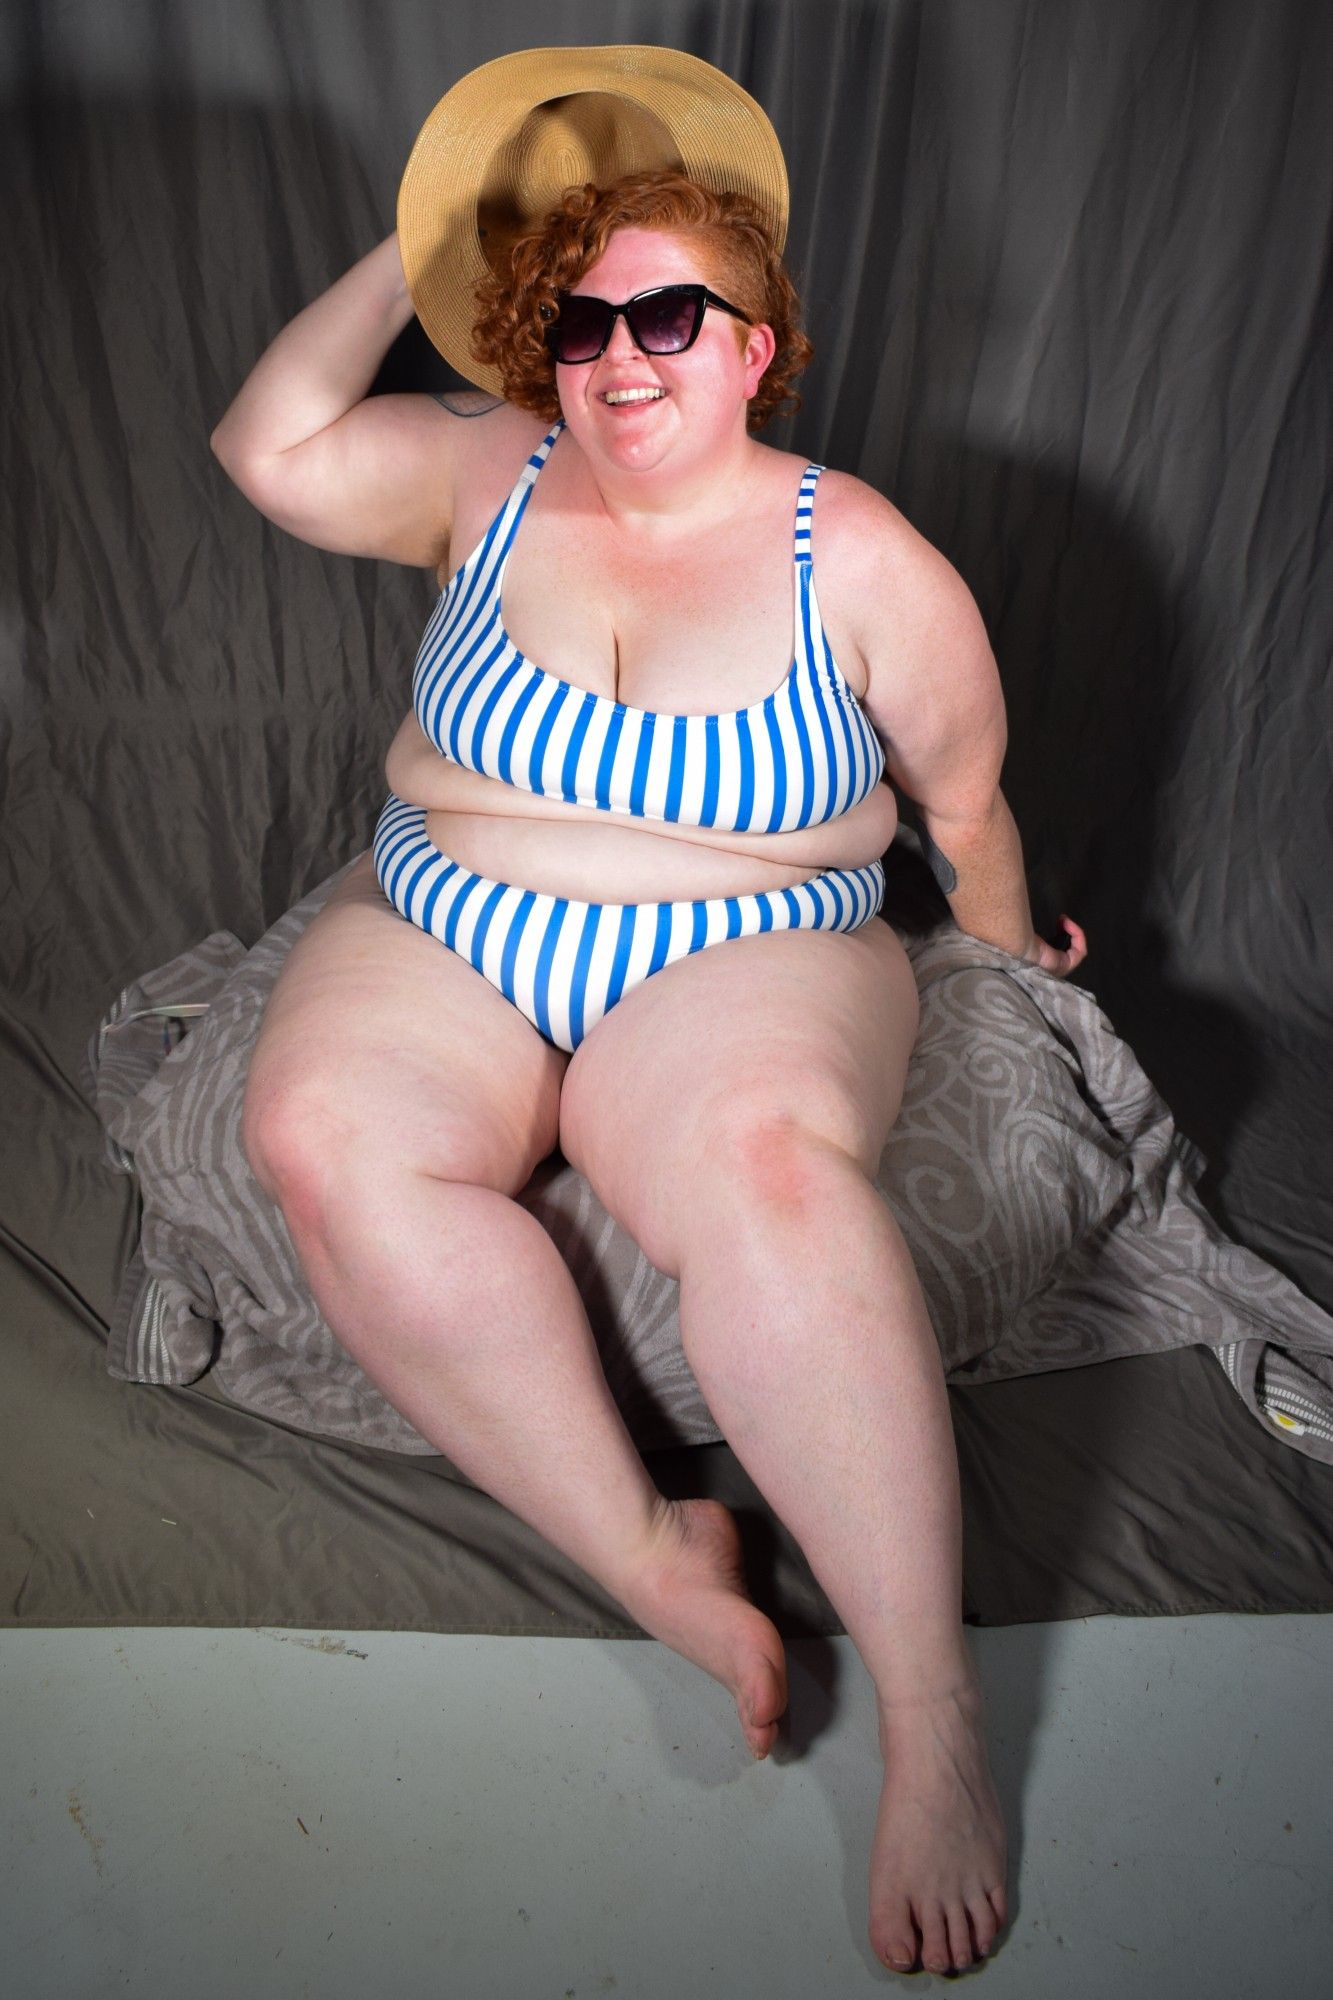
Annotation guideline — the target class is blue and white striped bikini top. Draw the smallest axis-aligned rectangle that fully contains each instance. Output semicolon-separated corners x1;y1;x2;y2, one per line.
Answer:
411;420;886;834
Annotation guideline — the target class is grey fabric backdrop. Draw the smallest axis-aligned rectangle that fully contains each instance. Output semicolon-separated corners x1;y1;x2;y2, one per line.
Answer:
3;0;1331;1622
6;0;1330;1316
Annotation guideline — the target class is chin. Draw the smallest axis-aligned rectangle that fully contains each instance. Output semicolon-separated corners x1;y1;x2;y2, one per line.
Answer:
584;407;678;456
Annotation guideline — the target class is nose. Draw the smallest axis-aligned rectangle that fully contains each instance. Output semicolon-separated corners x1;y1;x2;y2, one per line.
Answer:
603;311;641;361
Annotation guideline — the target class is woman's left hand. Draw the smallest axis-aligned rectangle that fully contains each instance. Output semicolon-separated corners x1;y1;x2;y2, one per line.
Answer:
1020;914;1088;979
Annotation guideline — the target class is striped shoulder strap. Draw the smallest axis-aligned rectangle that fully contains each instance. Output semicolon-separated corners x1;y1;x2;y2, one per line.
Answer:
520;417;566;484
498;419;566;540
793;463;824;563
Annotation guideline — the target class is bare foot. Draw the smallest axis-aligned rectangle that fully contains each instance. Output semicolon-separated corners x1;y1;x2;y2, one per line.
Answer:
621;1497;788;1759
869;1681;1009;1975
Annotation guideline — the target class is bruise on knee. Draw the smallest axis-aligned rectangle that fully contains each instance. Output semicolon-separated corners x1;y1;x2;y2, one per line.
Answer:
703;1108;868;1227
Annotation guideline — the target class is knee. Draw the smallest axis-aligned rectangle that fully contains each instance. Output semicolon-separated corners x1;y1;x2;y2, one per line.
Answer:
694;1082;880;1224
240;1065;351;1247
242;1057;550;1251
242;1065;406;1250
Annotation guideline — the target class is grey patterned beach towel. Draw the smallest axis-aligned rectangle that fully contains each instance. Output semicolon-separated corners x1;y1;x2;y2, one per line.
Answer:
84;863;1333;1467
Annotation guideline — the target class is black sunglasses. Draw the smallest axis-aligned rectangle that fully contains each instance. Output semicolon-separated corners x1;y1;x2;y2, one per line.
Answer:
545;283;750;364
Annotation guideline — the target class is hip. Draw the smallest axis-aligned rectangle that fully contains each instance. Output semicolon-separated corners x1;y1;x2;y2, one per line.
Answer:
372;795;887;1053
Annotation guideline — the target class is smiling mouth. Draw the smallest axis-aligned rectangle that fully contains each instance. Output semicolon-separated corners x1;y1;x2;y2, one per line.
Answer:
601;387;669;406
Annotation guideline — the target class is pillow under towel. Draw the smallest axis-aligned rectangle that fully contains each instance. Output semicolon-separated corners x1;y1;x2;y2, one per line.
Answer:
84;858;1333;1466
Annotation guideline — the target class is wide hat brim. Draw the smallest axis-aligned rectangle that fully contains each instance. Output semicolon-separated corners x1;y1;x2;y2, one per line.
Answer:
397;44;789;395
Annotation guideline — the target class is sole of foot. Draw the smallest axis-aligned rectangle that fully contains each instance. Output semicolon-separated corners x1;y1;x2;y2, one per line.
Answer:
623;1495;788;1759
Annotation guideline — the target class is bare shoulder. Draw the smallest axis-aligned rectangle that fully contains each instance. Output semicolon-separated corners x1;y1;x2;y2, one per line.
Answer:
429;388;545;463
424;396;551;584
402;392;547;580
810;467;982;653
809;467;1003;783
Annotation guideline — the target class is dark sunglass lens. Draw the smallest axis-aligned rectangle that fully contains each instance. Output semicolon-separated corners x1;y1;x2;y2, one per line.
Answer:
628;288;702;353
552;295;611;362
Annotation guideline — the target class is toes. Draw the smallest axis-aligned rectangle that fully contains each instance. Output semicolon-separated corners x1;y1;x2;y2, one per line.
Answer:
746;1716;780;1759
918;1905;952;1975
870;1907;919;1975
741;1644;788;1753
875;1897;1000;1977
968;1888;1000;1958
987;1882;1009;1932
944;1900;975;1970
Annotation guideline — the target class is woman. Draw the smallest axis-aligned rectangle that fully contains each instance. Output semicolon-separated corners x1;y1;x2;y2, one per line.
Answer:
211;165;1085;1978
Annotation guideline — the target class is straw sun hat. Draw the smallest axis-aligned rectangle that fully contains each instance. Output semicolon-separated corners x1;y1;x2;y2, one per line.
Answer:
397;44;789;395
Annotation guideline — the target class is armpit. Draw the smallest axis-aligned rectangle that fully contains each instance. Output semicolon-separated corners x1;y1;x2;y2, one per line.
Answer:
429;389;506;418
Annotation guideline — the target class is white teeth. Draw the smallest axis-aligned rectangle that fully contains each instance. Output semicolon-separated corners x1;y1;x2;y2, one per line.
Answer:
604;387;667;405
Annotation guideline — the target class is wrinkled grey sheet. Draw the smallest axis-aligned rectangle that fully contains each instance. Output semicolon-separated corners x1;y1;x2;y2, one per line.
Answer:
86;860;1333;1470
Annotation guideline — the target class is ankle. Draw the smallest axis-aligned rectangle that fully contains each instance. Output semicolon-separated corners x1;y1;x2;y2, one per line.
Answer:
612;1492;688;1603
873;1647;984;1738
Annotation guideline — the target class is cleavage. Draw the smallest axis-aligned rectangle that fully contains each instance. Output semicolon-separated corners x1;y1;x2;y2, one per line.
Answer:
500;530;794;713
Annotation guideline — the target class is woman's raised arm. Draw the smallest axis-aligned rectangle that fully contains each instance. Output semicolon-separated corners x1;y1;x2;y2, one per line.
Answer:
208;231;460;571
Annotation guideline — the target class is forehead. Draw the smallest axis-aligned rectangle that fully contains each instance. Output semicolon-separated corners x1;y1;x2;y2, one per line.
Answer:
574;226;716;294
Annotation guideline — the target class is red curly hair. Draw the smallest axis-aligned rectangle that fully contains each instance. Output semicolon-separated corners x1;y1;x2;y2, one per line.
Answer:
471;168;812;432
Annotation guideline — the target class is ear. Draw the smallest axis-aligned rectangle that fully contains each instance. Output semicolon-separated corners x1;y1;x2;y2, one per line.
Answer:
742;321;778;398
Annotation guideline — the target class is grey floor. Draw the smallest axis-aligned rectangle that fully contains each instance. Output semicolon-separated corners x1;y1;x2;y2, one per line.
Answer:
4;1614;1330;1999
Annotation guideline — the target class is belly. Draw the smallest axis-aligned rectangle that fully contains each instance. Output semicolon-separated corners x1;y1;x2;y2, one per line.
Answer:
402;753;898;902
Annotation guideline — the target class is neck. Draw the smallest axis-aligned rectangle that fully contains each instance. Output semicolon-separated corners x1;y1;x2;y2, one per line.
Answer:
577;423;763;540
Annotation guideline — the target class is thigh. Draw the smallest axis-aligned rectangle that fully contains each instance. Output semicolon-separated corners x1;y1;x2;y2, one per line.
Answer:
245;851;570;1199
557;915;919;1274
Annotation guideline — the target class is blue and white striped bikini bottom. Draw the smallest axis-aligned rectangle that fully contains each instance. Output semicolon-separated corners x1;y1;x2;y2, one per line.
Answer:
372;795;887;1055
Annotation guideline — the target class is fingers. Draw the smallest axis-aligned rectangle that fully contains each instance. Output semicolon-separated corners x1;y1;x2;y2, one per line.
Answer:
1014;917;1090;979
1021;916;1090;979
1057;913;1089;975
